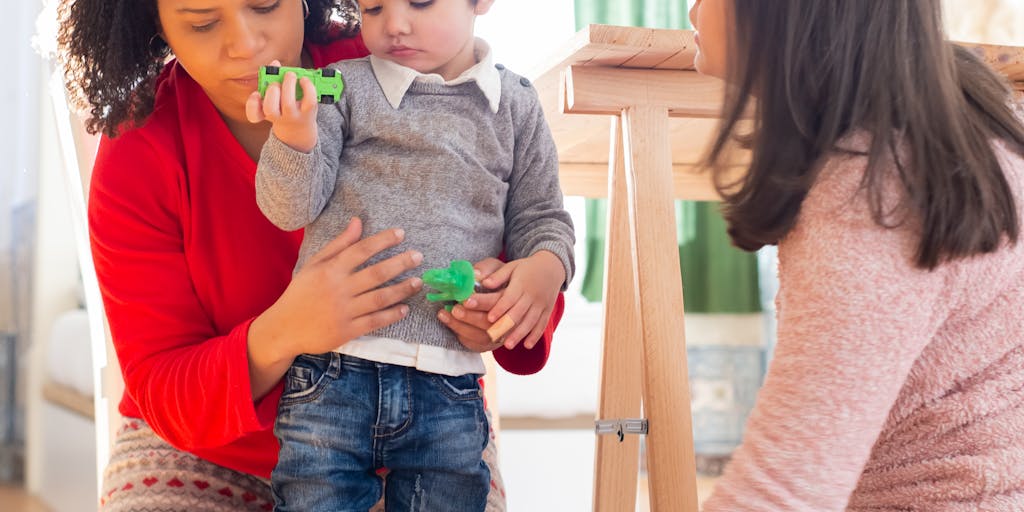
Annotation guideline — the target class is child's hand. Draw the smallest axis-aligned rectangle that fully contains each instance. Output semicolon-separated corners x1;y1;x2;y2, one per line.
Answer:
480;251;566;351
437;257;506;352
245;60;318;153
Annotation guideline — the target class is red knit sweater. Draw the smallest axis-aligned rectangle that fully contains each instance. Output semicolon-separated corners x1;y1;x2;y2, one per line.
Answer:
88;35;563;479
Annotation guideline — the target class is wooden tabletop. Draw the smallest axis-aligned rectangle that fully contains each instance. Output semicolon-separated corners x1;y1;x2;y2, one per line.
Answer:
531;24;1024;199
528;25;727;199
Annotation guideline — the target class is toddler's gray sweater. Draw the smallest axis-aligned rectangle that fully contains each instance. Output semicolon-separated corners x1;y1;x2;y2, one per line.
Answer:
256;57;575;351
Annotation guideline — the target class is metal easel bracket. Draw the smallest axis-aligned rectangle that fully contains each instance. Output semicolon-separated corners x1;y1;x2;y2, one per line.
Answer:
595;418;649;442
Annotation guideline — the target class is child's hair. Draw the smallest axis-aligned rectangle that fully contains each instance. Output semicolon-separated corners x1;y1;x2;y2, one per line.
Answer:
706;0;1024;269
56;0;361;138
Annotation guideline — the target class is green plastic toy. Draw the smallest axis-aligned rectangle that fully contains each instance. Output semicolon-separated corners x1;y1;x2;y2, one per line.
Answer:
258;65;345;104
422;260;477;312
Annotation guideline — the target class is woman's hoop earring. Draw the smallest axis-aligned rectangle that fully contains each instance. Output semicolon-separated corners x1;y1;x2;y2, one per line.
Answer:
148;33;166;57
302;0;310;19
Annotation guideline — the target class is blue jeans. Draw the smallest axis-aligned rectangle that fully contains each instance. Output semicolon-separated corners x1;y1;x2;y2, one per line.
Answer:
272;353;490;512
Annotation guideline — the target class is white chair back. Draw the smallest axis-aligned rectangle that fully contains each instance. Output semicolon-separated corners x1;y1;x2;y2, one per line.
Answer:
48;67;122;497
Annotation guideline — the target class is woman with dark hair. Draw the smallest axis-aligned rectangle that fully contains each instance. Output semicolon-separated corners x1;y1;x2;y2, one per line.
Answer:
689;0;1024;509
57;0;562;509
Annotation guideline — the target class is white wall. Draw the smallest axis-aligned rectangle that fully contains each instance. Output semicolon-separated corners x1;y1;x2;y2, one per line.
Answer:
944;0;1024;45
0;0;45;486
476;0;577;75
0;0;44;336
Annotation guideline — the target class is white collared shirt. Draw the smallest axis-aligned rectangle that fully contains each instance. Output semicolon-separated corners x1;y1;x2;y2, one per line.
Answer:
336;333;485;377
369;38;502;114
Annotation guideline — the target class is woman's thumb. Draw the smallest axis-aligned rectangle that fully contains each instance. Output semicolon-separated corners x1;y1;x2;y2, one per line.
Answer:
308;217;362;265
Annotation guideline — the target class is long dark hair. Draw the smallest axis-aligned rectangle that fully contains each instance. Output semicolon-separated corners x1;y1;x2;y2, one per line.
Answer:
706;0;1024;269
56;0;361;138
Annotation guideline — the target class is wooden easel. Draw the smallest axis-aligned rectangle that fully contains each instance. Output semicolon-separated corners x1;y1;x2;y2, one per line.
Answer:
531;25;730;511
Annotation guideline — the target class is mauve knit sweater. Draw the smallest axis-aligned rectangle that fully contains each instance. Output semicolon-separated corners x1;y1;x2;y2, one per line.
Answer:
703;136;1024;511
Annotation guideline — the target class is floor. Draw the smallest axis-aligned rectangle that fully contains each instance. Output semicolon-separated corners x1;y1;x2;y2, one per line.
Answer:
6;438;720;509
0;480;717;512
638;474;719;511
499;429;718;511
0;484;51;512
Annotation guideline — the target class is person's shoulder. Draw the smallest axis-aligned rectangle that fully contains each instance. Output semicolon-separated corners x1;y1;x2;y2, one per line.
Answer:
992;135;1024;205
101;66;182;161
495;64;538;99
803;145;874;218
93;127;180;195
801;134;909;230
93;63;186;190
493;64;543;119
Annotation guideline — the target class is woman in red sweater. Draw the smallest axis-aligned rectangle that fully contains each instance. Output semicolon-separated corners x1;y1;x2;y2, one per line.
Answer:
56;1;563;509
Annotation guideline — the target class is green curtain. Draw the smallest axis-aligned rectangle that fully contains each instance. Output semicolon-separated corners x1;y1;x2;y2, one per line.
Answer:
575;0;760;313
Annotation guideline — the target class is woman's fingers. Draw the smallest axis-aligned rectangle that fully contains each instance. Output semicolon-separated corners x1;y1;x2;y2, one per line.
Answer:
349;249;422;294
348;304;411;339
331;227;406;269
439;309;497;352
460;290;501;312
306;219;422;307
450;303;493;330
347;272;423;318
306;217;364;266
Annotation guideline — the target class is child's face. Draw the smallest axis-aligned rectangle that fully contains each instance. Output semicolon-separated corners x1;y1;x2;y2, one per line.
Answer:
689;0;730;80
359;0;493;81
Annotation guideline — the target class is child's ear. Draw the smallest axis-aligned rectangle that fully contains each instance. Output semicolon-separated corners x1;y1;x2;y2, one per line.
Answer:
474;0;495;16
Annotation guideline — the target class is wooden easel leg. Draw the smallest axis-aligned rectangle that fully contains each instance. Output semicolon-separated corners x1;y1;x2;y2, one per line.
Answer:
593;116;644;512
621;106;699;512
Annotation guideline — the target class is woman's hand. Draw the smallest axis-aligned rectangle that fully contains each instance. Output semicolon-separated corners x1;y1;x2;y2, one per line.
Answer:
440;291;505;352
247;217;422;398
438;257;508;352
245;60;319;153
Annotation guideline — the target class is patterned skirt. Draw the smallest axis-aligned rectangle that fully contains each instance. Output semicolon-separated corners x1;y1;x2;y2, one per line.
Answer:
100;417;506;511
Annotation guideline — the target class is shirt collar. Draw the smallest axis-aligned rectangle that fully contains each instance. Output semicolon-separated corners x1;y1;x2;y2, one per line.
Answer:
369;38;501;113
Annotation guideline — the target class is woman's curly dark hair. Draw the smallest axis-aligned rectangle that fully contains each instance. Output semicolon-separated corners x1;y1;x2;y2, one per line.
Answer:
56;0;360;138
